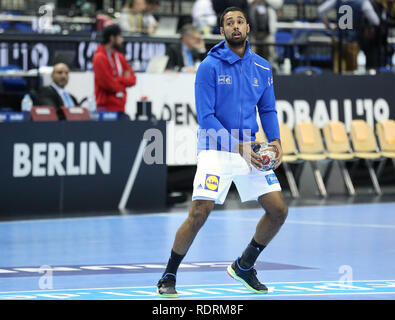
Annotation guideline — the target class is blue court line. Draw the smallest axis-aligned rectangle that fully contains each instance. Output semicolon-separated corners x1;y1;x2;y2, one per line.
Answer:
209;216;395;229
0;280;394;300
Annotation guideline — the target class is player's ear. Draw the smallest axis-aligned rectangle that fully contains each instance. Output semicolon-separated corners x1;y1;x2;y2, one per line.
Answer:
220;26;224;36
246;23;250;35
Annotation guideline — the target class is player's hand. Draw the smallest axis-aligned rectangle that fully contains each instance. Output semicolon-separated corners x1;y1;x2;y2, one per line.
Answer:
236;141;264;170
268;139;283;170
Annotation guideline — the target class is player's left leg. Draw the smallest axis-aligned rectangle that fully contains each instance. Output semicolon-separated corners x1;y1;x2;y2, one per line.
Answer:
254;191;288;247
227;191;288;293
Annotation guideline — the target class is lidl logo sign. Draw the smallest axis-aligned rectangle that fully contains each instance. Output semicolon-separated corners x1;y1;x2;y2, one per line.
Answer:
205;174;220;192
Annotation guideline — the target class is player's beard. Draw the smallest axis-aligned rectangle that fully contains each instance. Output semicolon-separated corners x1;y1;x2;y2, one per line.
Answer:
225;32;248;49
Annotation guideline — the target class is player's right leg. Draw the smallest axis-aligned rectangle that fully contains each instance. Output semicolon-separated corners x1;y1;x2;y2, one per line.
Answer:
157;150;234;298
157;200;214;298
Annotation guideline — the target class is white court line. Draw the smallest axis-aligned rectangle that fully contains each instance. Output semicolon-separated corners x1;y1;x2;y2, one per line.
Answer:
285;220;395;229
107;290;395;300
209;216;395;229
0;279;394;294
0;202;394;225
1;213;394;230
2;290;395;300
179;291;395;300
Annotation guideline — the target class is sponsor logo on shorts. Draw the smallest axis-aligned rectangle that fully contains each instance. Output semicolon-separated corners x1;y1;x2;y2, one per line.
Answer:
265;173;279;185
205;174;220;192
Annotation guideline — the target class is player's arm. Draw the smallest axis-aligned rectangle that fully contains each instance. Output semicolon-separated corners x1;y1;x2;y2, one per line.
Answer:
257;70;282;169
195;62;238;150
195;62;262;169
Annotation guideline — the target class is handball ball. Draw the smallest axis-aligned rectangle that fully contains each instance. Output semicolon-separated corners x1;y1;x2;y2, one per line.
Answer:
253;141;279;171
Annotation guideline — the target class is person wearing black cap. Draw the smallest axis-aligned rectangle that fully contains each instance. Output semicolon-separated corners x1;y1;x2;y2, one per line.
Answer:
92;23;136;119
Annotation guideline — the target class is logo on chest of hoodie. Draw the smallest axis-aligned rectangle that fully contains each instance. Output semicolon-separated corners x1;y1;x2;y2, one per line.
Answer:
218;75;232;85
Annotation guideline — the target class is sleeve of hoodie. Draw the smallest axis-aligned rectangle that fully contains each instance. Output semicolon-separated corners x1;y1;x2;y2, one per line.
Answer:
257;68;280;142
195;60;240;151
118;54;137;87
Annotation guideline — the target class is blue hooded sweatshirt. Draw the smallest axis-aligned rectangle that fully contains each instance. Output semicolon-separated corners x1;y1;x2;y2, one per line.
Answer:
195;40;280;153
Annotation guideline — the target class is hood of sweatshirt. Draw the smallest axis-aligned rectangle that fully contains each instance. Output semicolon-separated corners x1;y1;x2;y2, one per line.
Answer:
207;40;253;65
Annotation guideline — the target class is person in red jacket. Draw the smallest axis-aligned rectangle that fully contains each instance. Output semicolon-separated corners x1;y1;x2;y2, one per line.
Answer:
92;24;136;119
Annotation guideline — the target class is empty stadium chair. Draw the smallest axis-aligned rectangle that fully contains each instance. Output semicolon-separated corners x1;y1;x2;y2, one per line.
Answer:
293;66;323;75
294;121;328;196
279;122;300;162
376;119;395;173
0;65;27;93
256;122;302;197
60;106;91;121
30;106;59;122
292;29;332;65
275;31;294;60
322;121;356;195
376;120;395;158
349;120;383;195
279;122;303;198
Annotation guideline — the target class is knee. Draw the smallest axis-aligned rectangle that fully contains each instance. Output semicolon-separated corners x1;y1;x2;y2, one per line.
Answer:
268;204;288;225
187;201;213;232
188;210;209;232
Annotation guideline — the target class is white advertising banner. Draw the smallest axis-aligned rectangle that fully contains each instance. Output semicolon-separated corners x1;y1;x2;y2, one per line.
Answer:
67;72;199;166
126;73;199;166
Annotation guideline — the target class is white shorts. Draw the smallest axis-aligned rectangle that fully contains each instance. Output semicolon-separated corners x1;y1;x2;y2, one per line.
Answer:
192;150;282;204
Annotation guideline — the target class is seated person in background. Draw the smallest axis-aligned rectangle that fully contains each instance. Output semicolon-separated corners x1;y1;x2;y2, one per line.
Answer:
143;0;160;35
118;0;146;33
165;24;207;73
37;63;79;117
92;24;137;120
192;0;218;34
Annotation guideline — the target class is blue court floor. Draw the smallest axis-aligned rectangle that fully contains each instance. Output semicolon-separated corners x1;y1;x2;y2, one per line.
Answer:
0;202;394;300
